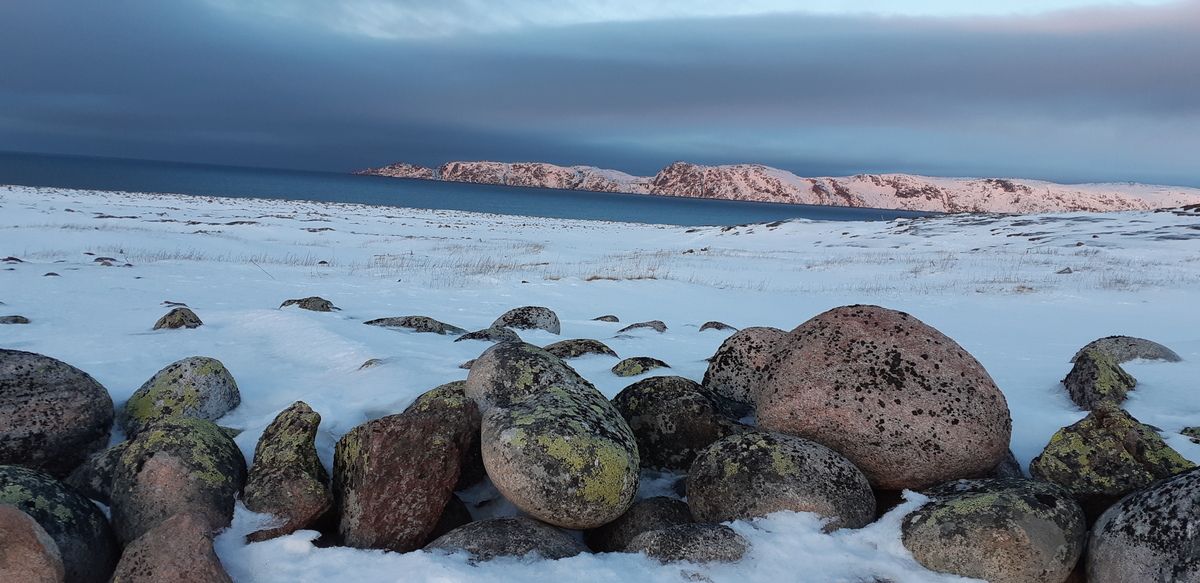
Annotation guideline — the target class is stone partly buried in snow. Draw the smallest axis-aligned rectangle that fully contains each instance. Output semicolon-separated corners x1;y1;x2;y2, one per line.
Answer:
363;316;466;335
110;417;247;544
0;465;119;583
425;517;587;562
0;349;114;478
279;296;338;312
543;338;618;359
611;356;670;377
1071;335;1182;364
901;478;1086;583
465;342;639;529
334;382;479;552
584;496;693;552
153;306;202;329
687;431;876;529
593;314;620;323
702;326;788;416
119;356;241;438
0;504;65;583
454;326;521;344
491;306;561;334
612;376;745;471
243;401;332;543
757;305;1012;491
111;512;233;583
1087;466;1200;583
1185;426;1200;444
65;442;128;505
1062;349;1137;410
617;320;667;334
699;321;736;332
1029;403;1194;520
0;315;30;324
626;523;749;564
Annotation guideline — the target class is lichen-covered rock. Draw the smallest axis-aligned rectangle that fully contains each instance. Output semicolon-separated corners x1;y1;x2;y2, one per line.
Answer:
455;326;521;344
111;512;233;583
699;321;736;332
584;496;693;552
618;320;667;334
404;381;485;489
492;306;561;334
363;316;466;335
593;315;619;323
464;342;594;412
1029;404;1194;520
0;465;119;583
424;517;587;561
1071;335;1182;364
64;442;128;505
279;296;338;312
543;338;618;359
243;401;332;543
0;349;114;478
701;327;788;415
687;431;875;529
758;305;1012;491
120;356;241;438
153;307;202;330
611;356;670;377
333;385;478;552
611;376;744;471
1087;467;1200;582
902;478;1086;583
110;417;247;544
0;315;30;324
0;504;66;583
1062;349;1137;410
626;523;749;564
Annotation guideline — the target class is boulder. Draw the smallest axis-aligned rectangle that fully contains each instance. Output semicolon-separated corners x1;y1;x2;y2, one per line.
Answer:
243;401;332;542
626;523;749;564
463;342;594;412
403;381;485;489
543;338;618;359
424;517;587;561
699;321;736;332
617;320;667;334
153;307;202;330
584;496;693;552
0;504;66;583
593;315;620;323
1062;349;1136;410
901;478;1086;583
1071;335;1182;363
687;431;875;529
612;357;670;377
279;296;338;312
110;417;247;544
363;316;466;335
0;315;30;324
0;465;119;583
0;349;114;478
701;327;788;415
492;306;561;334
64;442;128;504
1029;404;1194;520
119;356;241;438
111;512;233;583
1087;467;1200;582
1184;426;1200;444
611;376;744;471
455;326;521;344
757;305;1012;491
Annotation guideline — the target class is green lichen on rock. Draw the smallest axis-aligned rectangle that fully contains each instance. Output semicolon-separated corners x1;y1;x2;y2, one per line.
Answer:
611;375;745;471
243;401;332;542
611;356;669;377
1062;349;1136;410
543;338;618;360
64;442;128;505
465;342;593;411
153;307;202;330
120;356;241;437
364;316;466;335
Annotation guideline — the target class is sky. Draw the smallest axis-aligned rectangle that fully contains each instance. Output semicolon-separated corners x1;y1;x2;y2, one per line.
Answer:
1;0;1198;185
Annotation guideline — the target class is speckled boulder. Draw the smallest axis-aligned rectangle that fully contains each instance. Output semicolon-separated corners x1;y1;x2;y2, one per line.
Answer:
0;349;114;478
279;296;338;312
612;356;670;377
0;466;119;583
153;307;202;329
119;356;241;438
1087;467;1200;582
543;338;618;359
0;504;66;583
404;381;485;489
455;326;521;344
627;523;749;564
424;517;587;561
585;496;693;552
618;320;667;334
64;442;128;504
902;478;1086;583
333;385;478;552
111;512;233;583
699;321;736;332
757;305;1012;491
363;316;466;335
464;342;593;412
702;327;788;414
687;431;875;529
243;401;332;542
110;417;247;544
612;376;744;471
1029;404;1194;520
1063;349;1136;410
1071;335;1182;364
492;306;561;334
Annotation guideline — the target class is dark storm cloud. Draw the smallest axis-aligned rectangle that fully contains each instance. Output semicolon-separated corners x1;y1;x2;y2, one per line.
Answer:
1;1;1198;185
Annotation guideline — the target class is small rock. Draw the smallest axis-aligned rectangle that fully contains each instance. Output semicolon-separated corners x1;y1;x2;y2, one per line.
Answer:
492;306;561;334
358;358;386;370
279;296;338;312
1062;349;1136;410
701;326;788;416
2;256;23;263
111;512;233;583
243;402;332;542
1056;267;1073;274
455;326;521;343
611;356;670;377
593;315;620;323
364;316;466;335
543;338;618;359
626;524;749;564
698;321;736;332
1184;426;1200;444
612;376;744;471
584;497;693;552
119;356;241;438
0;504;66;583
1087;467;1200;582
424;517;587;561
64;442;128;504
153;307;202;329
42;272;59;277
1070;335;1182;364
0;315;30;324
618;320;667;334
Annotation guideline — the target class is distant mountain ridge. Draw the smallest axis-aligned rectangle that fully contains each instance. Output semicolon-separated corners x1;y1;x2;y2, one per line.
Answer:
355;160;1200;213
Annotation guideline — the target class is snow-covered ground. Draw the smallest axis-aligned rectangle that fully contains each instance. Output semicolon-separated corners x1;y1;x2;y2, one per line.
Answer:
2;184;1199;582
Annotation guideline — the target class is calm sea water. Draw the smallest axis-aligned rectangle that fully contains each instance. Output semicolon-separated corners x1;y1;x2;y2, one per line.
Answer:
0;152;933;226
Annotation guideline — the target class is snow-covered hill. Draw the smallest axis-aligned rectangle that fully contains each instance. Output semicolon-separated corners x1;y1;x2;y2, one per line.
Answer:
357;160;1200;213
